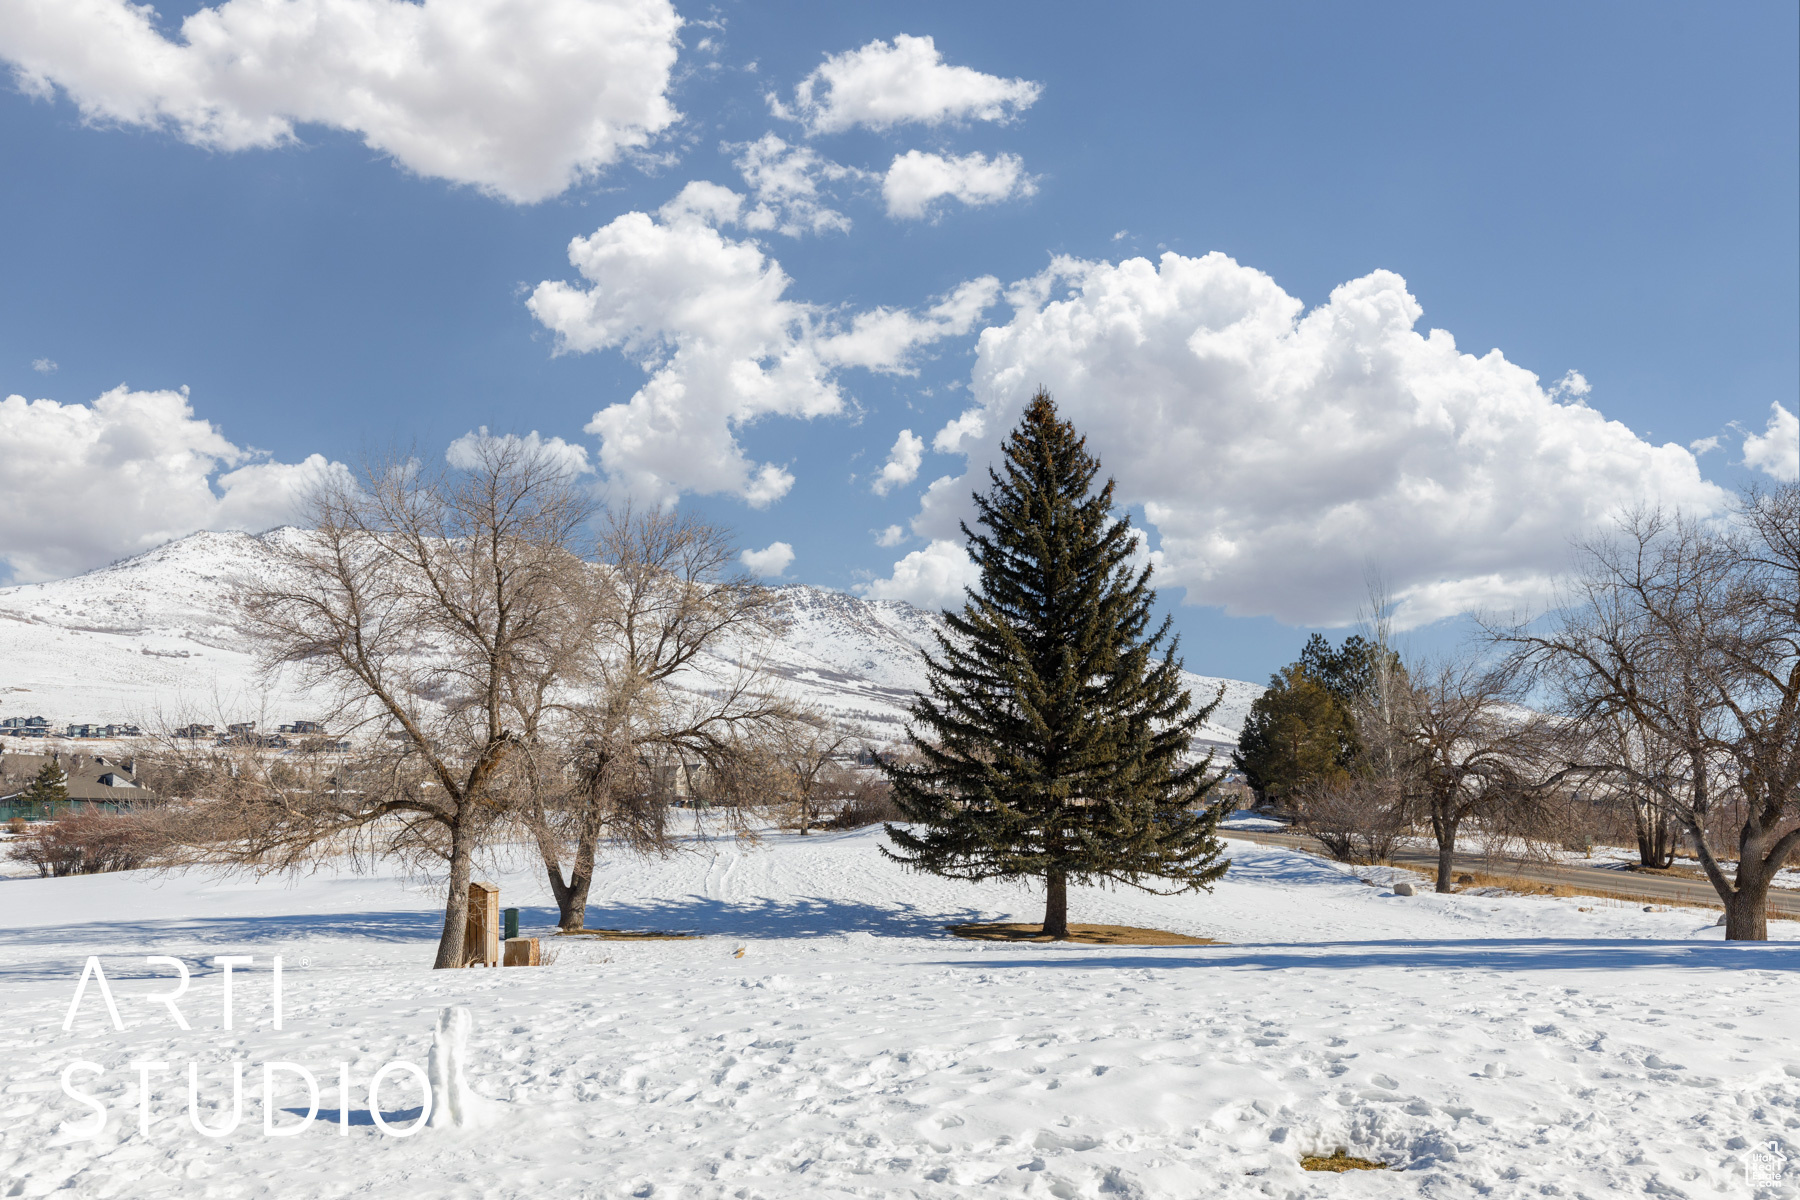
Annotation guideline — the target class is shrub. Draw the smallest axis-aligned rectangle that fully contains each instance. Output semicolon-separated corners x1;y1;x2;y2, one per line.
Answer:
1294;777;1408;863
828;776;907;830
7;812;161;877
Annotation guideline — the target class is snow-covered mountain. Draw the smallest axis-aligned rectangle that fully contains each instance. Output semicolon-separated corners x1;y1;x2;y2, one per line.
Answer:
0;531;1260;748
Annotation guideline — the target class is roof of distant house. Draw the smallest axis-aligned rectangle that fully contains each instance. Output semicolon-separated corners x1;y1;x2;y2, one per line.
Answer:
0;750;155;802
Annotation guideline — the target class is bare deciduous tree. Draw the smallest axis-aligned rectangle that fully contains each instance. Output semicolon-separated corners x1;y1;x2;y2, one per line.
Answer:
1501;486;1800;940
1566;714;1686;868
827;768;904;830
234;437;595;967
772;723;854;835
524;507;789;931
1399;659;1540;893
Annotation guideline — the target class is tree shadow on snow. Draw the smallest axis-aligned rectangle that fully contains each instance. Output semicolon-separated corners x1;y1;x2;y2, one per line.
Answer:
574;894;980;940
0;895;980;983
929;937;1800;974
306;1106;425;1130
0;908;525;983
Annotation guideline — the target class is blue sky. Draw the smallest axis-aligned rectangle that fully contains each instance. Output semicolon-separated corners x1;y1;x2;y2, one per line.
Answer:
1;1;1795;682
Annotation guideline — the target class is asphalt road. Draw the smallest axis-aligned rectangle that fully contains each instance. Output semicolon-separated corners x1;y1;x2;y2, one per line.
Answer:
1221;828;1800;917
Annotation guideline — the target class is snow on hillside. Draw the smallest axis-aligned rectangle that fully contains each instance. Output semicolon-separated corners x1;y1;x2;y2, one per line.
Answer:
0;531;1261;747
0;531;283;725
2;827;1794;1198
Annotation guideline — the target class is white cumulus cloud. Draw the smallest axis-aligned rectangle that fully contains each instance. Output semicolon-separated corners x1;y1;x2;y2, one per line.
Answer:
733;134;856;237
527;186;997;509
445;428;594;476
773;33;1040;136
823;277;1001;374
0;386;348;582
740;541;795;578
1741;402;1798;482
1550;369;1592;402
931;410;984;453
856;538;981;610
874;524;905;547
904;252;1728;629
872;429;924;495
882;150;1035;220
30;358;55;373
0;0;682;203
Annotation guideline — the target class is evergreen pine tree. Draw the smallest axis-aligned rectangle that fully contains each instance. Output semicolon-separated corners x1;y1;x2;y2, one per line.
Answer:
21;758;68;811
1232;665;1356;804
881;391;1230;938
1235;633;1405;804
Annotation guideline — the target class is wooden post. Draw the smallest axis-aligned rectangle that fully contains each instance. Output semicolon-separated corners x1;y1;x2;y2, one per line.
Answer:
465;881;500;967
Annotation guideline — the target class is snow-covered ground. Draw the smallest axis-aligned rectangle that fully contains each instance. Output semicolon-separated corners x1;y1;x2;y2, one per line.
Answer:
3;827;1797;1198
1219;812;1291;832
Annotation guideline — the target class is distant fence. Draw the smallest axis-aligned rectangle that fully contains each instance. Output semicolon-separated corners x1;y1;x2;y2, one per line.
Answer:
0;798;163;822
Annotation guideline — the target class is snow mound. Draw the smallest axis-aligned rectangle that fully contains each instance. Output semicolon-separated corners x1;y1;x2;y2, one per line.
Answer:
427;1005;497;1129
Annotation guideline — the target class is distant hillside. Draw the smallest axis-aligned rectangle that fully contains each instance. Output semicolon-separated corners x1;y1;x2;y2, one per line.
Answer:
0;531;1261;749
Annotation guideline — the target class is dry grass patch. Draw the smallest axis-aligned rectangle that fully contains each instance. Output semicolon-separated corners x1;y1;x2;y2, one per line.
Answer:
947;922;1216;946
1456;872;1800;921
1458;871;1576;898
1622;862;1707;880
555;929;699;941
1301;1150;1389;1173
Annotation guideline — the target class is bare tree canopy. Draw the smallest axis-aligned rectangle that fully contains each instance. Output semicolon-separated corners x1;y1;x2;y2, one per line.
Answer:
176;449;797;960
519;505;795;932
229;435;597;968
1385;657;1541;893
770;722;857;836
1498;484;1800;939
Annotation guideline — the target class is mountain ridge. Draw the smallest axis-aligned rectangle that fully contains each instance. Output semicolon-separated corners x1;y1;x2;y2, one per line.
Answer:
0;530;1261;748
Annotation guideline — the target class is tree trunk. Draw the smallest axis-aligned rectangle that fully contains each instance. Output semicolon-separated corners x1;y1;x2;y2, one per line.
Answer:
1723;884;1769;941
559;828;597;932
1723;843;1772;941
530;765;610;932
1431;806;1460;893
1042;868;1069;939
1692;820;1796;943
1635;802;1676;868
1653;814;1676;868
433;823;474;969
538;820;599;932
527;810;581;930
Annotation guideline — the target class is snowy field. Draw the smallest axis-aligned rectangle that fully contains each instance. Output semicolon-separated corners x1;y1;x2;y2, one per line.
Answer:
3;827;1798;1199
